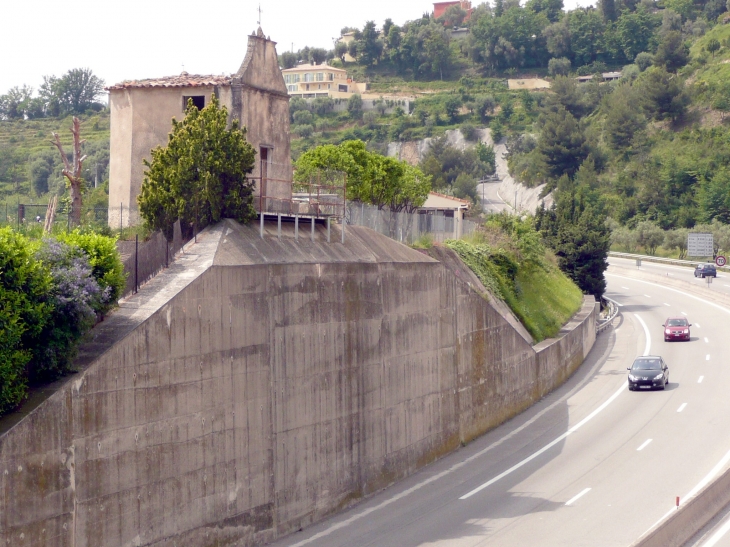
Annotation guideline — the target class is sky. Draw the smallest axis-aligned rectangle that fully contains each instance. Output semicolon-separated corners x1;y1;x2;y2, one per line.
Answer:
1;0;594;96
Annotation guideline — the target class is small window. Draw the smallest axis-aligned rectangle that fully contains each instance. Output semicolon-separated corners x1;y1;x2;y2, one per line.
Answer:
316;72;324;81
287;85;297;92
328;73;334;81
183;95;205;111
284;74;291;84
338;84;348;92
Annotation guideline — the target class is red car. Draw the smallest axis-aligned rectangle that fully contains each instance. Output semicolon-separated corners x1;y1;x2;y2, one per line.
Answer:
663;317;691;341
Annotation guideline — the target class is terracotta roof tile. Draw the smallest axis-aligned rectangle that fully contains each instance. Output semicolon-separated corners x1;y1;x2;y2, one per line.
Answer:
106;72;231;91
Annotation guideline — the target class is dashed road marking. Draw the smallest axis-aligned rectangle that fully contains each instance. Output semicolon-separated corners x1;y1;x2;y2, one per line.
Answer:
565;488;591;506
699;376;704;383
677;403;687;413
637;439;652;451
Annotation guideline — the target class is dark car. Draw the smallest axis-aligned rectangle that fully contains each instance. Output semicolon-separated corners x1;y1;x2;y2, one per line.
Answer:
627;356;669;391
694;263;717;278
663;317;691;341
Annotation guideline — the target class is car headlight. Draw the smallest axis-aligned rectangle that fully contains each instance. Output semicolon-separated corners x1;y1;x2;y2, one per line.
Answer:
653;373;664;380
683;329;689;334
665;329;671;334
628;374;638;381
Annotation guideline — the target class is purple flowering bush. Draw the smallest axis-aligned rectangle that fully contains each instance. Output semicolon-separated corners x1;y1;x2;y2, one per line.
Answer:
29;238;108;383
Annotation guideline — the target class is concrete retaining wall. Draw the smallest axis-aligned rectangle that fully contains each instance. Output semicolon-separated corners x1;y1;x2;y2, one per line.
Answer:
0;220;597;547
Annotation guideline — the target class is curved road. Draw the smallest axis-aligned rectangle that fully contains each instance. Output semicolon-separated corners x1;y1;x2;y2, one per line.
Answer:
267;271;730;547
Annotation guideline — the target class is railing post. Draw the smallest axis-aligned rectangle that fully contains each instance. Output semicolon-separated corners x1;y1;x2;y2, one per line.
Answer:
134;234;139;294
277;214;281;239
295;215;299;241
311;216;315;242
327;217;331;243
260;213;264;238
341;218;345;244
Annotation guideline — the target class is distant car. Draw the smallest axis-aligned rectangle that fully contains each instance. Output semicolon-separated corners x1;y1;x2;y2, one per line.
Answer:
694;263;717;278
627;356;669;391
663;317;691;341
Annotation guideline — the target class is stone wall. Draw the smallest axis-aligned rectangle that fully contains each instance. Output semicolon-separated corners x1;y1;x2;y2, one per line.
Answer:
0;221;596;547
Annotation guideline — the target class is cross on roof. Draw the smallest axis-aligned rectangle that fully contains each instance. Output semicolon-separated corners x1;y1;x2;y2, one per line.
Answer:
257;4;262;26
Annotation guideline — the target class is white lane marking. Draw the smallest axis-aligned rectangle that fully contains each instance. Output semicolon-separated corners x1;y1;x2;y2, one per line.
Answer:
707;355;711;361
681;311;688;316
634;314;652;357
705;337;709;343
622;286;630;289
664;303;671;306
565;488;591;506
459;382;628;500
637;439;652;451
645;294;651;298
677;403;687;413
607;274;730;538
701;514;730;547
460;312;651;500
724;284;730;288
699;376;704;383
696;323;701;328
604;296;623;307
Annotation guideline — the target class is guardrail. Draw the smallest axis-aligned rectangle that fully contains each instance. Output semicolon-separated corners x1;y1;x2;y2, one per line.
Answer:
609;251;730;272
596;298;619;333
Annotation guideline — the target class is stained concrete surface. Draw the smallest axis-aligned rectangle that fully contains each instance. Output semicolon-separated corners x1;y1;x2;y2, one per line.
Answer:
0;219;596;547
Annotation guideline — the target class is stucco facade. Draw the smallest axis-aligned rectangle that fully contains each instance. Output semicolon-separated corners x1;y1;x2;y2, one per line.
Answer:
107;28;291;227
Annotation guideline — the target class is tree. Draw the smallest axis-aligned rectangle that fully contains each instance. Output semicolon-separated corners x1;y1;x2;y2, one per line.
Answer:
664;228;689;258
0;86;32;120
706;38;721;58
603;84;646;151
635;220;664;254
653;31;688;72
440;5;468;26
334;42;349;63
356;21;384;67
536;105;590;179
634;51;653;71
293;141;430;211
611;225;638;252
347;94;363;120
599;0;617;21
51;117;87;226
138;96;257;238
636;66;688;121
56;68;105;115
536;188;610;299
279;51;298;69
548;57;572;76
698;169;730;224
309;48;328;65
615;8;660;62
526;0;564;22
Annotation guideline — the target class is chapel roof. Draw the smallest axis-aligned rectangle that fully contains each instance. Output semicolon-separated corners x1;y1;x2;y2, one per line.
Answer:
106;72;231;91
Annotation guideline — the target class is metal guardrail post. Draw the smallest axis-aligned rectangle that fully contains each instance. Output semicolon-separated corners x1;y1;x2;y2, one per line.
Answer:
260;213;264;238
277;214;281;239
311;216;315;242
134;234;139;294
295;215;299;241
327;218;331;243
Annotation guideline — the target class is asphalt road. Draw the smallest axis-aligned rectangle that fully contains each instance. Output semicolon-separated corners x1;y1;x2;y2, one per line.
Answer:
477;182;511;214
609;256;730;298
267;271;730;547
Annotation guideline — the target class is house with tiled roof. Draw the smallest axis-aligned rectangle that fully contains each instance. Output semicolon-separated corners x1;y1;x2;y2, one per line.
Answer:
107;28;292;227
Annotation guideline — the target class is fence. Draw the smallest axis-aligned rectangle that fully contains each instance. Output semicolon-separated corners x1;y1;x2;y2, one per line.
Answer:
117;220;185;299
346;202;478;244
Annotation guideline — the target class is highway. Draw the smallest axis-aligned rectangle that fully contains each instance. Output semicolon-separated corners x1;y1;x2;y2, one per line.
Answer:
478;181;511;214
268;268;730;547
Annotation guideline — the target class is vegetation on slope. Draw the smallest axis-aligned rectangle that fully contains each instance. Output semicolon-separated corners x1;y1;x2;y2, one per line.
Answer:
446;213;584;341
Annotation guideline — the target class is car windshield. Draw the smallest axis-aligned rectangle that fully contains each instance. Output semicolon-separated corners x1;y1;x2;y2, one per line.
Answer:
632;358;662;370
667;319;688;327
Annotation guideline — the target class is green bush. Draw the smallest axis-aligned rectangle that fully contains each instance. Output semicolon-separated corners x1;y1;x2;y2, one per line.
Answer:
0;228;52;414
57;230;126;313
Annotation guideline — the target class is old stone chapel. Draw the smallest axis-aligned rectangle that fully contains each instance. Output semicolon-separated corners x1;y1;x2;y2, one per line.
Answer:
107;28;292;227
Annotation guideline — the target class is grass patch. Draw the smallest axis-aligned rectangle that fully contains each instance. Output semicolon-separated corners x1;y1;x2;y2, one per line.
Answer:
447;236;583;342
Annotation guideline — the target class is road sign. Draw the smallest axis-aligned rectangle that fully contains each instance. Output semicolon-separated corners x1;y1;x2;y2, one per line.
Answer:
688;232;713;257
717;255;727;267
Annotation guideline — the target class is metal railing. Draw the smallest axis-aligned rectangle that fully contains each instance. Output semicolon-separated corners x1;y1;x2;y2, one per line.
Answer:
608;251;730;272
597;298;619;333
346;202;478;244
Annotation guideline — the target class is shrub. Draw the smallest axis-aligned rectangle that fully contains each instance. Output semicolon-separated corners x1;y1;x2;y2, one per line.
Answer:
548;57;572;77
0;228;51;414
57;230;126;314
460;122;478;141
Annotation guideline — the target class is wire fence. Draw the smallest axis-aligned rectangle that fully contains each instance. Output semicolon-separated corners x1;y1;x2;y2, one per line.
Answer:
346;202;478;244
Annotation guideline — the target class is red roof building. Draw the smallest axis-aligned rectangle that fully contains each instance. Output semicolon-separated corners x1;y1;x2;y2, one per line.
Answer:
433;0;473;22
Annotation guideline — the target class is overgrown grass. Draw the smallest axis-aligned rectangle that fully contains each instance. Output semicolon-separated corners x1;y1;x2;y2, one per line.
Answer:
446;235;583;342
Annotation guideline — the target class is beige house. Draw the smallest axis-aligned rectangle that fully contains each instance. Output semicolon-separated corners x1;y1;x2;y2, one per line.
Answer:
419;192;470;239
336;32;358;62
107;28;292;227
281;63;368;98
